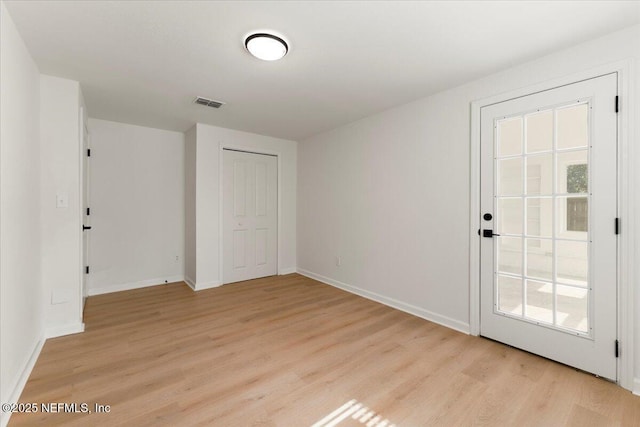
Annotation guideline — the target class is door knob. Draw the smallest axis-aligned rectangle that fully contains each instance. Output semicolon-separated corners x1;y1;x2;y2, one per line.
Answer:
83;225;92;231
482;229;500;238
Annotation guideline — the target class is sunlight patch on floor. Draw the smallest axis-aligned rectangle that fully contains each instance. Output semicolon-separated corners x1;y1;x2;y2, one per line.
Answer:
311;399;397;427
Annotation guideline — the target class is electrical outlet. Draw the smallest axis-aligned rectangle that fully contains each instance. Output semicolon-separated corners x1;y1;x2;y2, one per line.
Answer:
335;256;341;267
175;255;180;262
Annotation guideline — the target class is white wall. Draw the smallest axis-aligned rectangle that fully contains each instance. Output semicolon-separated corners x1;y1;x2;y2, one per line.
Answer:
0;3;43;422
40;75;84;338
185;125;197;285
87;119;185;295
190;123;297;289
298;25;639;382
298;90;472;331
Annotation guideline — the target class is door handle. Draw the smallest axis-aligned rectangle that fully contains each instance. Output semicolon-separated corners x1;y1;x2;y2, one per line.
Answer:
83;225;92;231
482;229;500;238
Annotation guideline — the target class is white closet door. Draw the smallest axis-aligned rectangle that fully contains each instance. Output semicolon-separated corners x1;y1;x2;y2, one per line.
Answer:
223;149;277;284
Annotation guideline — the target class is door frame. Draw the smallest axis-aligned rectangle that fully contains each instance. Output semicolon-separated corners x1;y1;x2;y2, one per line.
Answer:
218;143;282;285
469;59;635;390
81;125;91;303
78;106;89;317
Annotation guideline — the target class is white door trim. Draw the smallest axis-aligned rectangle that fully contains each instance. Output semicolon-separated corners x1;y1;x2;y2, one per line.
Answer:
470;59;636;390
218;143;282;285
78;106;89;320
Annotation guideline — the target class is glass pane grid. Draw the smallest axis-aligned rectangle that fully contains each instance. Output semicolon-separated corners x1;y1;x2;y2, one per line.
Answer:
497;234;587;243
555;147;590;154
496;275;590;335
496;271;586;286
494;102;591;336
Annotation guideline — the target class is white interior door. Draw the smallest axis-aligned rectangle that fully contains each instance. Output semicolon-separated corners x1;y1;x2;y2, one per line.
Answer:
480;74;618;379
223;149;277;284
81;115;90;308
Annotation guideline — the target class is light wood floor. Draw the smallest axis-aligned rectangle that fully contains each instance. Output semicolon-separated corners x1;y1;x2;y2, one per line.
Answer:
11;274;640;426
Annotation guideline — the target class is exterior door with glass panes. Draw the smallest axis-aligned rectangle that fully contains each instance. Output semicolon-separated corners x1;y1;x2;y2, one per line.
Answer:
480;74;618;380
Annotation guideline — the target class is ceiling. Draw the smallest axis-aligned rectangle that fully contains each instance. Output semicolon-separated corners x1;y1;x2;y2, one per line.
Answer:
5;1;639;141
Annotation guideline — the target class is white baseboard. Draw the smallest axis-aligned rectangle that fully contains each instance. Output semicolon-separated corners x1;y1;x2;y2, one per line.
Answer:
186;279;221;291
278;267;297;275
297;268;470;335
87;275;185;296
633;378;640;396
2;335;45;427
184;276;196;290
45;322;85;339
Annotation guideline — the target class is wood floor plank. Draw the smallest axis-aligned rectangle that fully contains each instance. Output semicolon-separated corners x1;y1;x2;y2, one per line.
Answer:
9;274;640;426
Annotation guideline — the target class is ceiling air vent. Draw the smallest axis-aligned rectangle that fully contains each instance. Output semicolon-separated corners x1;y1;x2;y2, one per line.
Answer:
194;96;225;109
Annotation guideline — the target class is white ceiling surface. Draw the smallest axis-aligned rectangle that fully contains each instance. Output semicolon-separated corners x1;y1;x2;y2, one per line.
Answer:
5;1;639;141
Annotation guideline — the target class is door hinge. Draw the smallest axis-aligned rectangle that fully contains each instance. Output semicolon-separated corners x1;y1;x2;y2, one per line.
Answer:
615;340;619;358
615;96;619;113
86;207;90;216
87;148;91;157
85;266;90;274
615;218;620;235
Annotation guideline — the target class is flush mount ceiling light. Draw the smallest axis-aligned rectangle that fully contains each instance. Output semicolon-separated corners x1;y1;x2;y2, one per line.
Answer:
244;33;288;61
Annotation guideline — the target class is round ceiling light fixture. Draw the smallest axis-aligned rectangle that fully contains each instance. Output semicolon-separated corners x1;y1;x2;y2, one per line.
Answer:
244;32;288;61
